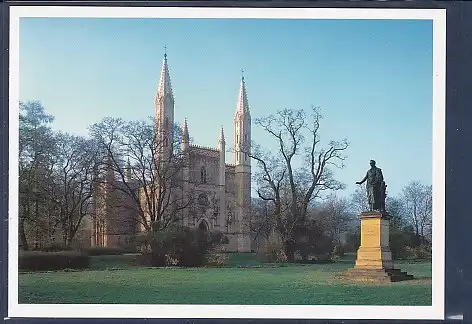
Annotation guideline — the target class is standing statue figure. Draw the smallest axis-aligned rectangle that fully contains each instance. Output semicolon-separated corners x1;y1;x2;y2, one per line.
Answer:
356;160;387;215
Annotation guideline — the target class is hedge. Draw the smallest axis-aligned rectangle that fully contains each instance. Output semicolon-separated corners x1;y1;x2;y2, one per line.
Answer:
81;247;130;256
19;251;90;271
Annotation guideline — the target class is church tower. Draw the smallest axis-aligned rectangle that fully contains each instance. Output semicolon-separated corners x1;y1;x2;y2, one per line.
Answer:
91;155;115;247
155;50;175;159
233;71;252;252
218;126;227;232
181;118;191;227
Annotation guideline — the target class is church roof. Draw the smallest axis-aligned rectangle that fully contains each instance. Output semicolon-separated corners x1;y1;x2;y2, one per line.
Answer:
157;52;173;100
189;145;220;159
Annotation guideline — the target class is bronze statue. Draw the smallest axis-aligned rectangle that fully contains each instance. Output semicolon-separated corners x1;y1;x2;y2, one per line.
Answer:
356;160;387;215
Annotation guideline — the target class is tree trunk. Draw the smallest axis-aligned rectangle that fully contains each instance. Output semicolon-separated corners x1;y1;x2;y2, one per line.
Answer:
34;197;40;250
67;223;78;248
19;219;29;251
63;232;68;247
419;223;425;245
284;239;296;262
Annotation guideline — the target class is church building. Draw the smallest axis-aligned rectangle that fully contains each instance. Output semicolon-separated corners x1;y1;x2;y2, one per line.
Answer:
90;52;252;252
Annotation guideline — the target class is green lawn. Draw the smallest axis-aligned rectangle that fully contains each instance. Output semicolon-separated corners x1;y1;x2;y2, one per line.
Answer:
18;253;432;305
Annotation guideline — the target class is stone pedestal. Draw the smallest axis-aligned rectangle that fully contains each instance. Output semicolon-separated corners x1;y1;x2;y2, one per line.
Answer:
355;212;393;269
341;212;413;282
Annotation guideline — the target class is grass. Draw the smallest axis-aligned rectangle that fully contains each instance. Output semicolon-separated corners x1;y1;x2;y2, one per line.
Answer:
18;253;432;305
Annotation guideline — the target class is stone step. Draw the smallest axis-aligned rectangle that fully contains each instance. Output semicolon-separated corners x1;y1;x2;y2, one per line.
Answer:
340;268;414;283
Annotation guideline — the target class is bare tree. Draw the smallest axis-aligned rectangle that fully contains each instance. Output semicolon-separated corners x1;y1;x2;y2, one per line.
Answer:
350;184;369;215
385;196;406;231
51;132;101;247
246;198;276;247
89;117;196;239
317;193;355;245
240;106;349;260
401;181;432;245
18;101;56;250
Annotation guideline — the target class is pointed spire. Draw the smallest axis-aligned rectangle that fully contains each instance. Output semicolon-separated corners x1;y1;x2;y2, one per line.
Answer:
182;118;189;152
182;118;189;141
236;69;249;115
219;126;225;144
157;48;173;100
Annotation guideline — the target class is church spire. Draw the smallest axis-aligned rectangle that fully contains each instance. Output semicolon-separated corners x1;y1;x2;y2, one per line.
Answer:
157;47;173;100
236;69;250;115
234;70;251;167
219;126;225;144
183;118;189;138
155;47;175;159
218;126;226;188
182;118;189;152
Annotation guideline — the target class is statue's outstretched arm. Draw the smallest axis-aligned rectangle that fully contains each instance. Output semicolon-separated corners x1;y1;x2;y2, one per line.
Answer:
356;173;368;185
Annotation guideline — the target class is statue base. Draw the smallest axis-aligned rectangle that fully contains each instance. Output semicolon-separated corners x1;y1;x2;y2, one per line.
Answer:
341;212;413;282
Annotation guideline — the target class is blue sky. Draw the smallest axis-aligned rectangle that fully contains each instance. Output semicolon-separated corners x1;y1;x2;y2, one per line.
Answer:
19;17;433;198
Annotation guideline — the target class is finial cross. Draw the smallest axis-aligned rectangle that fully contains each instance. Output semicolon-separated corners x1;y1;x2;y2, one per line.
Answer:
164;45;167;57
241;68;245;80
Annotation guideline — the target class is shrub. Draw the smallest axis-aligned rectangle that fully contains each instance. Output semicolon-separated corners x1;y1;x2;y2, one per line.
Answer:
389;227;432;260
275;249;288;263
331;244;345;258
205;245;228;267
266;241;288;263
415;244;432;260
390;230;410;259
165;253;180;266
135;228;227;267
82;247;127;256
293;221;335;261
403;244;432;261
297;240;311;262
19;251;90;271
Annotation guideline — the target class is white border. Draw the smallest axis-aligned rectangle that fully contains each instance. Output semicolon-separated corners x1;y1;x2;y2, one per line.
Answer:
8;6;446;320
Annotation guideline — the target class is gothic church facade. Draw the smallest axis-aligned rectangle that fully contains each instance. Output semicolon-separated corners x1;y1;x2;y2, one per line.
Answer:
90;53;252;252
